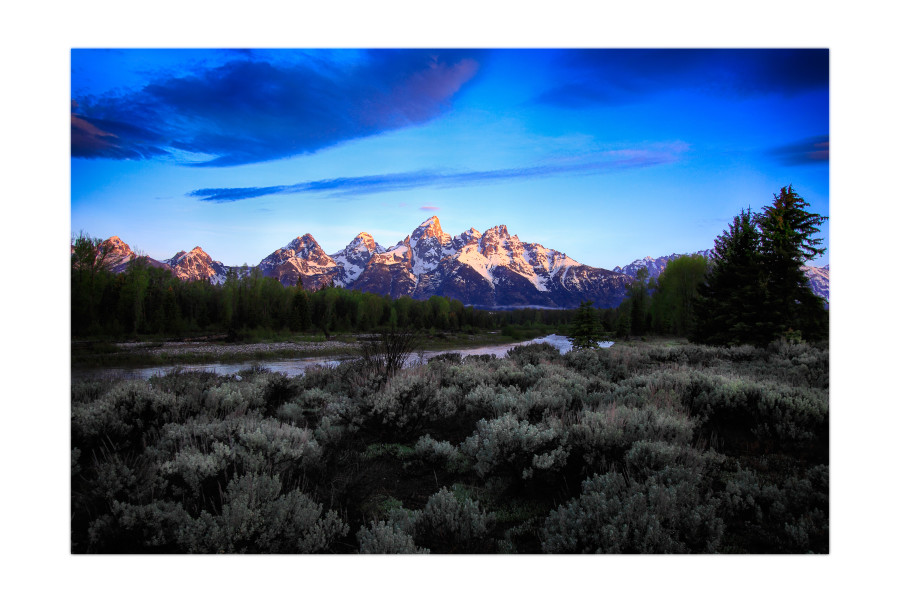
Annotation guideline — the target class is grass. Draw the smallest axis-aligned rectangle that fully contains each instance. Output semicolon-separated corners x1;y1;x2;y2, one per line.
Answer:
71;328;566;369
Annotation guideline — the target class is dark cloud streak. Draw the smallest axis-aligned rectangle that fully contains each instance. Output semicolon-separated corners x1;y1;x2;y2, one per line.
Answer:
71;50;481;166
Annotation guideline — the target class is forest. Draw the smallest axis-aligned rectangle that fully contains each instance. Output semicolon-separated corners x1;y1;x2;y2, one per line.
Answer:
71;186;829;553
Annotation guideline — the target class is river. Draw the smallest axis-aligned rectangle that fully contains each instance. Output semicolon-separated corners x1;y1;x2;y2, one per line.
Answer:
71;334;613;381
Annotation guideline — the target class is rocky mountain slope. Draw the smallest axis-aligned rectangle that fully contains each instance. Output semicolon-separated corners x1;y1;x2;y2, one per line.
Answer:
800;264;830;303
164;246;230;284
614;250;715;279
100;236;172;274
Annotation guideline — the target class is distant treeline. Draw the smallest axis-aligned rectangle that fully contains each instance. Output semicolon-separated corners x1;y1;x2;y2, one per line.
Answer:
71;238;580;338
72;186;828;346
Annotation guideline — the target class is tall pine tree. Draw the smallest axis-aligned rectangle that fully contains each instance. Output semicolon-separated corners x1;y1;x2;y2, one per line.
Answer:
691;208;771;346
569;301;600;349
757;186;829;341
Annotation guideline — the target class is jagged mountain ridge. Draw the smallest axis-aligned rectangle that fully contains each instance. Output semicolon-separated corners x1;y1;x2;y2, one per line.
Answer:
613;250;716;279
99;236;172;274
89;217;829;307
164;246;230;284
614;251;829;303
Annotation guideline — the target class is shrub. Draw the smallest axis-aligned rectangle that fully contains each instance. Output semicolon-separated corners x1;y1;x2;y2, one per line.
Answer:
443;363;491;392
88;499;194;553
186;473;348;553
541;466;724;553
507;342;560;366
415;434;464;471
357;521;429;554
71;378;114;405
623;440;711;483
158;442;233;497
368;369;456;434
152;415;322;486
463;383;526;420
72;381;177;451
460;414;567;481
494;362;545;390
413;487;493;553
567;405;696;472
524;369;592;422
716;462;828;553
202;380;266;417
428;352;462;365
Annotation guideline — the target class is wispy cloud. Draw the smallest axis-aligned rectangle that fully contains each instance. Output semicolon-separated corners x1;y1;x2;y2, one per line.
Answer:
533;49;828;108
768;135;829;166
189;148;682;203
71;50;480;166
420;205;440;211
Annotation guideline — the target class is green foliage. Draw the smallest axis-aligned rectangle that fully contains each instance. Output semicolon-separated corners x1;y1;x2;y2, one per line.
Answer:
628;267;651;336
692;187;828;346
413;487;493;553
649;254;708;335
569;301;602;349
692;208;769;346
757;186;829;341
415;434;464;471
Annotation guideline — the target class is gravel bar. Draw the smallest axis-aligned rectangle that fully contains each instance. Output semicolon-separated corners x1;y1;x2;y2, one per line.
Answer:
115;340;359;357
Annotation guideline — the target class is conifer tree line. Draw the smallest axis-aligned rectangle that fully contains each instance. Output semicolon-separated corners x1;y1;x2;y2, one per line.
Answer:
71;240;575;338
73;186;826;346
569;186;828;347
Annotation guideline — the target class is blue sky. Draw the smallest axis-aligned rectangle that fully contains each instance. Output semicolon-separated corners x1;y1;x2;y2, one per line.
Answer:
71;48;829;268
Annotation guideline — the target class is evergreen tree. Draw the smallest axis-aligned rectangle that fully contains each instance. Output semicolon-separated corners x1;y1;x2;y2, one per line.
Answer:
615;299;632;339
628;267;651;336
757;186;829;341
692;208;770;346
569;301;600;349
289;289;312;332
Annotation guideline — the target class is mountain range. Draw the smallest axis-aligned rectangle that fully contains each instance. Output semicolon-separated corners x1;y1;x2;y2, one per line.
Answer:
92;216;830;308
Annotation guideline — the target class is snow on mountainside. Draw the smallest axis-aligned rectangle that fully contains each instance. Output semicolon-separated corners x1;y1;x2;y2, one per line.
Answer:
800;264;830;303
614;250;715;279
258;234;341;289
303;216;630;307
329;232;386;286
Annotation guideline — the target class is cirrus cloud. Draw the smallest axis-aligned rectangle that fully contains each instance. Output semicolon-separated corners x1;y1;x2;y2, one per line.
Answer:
188;146;684;202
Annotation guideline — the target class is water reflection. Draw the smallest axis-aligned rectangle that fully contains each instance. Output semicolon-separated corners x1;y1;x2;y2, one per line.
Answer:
72;334;613;381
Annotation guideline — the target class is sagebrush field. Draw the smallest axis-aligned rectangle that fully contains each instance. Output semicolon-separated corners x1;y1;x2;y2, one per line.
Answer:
71;338;828;554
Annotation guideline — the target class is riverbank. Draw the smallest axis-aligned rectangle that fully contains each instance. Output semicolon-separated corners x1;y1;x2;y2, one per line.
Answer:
70;329;564;369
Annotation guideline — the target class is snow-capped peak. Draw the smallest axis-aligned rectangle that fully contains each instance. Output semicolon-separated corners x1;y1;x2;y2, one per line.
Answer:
411;216;451;245
345;232;384;254
418;215;440;229
283;234;320;252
